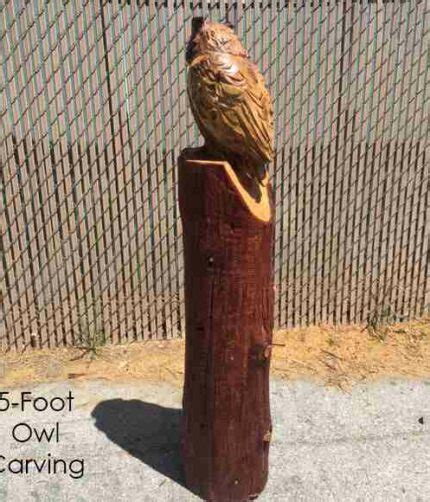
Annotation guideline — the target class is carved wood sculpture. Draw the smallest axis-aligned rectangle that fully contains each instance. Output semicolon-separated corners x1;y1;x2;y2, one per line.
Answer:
179;18;275;502
186;17;274;202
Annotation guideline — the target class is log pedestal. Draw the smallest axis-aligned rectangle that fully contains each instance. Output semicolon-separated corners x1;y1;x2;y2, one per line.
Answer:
178;148;274;502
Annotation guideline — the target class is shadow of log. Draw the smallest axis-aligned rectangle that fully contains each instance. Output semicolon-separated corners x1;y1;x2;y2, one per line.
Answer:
92;399;188;490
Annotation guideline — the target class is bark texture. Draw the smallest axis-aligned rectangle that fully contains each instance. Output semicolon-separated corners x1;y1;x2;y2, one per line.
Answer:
179;148;274;502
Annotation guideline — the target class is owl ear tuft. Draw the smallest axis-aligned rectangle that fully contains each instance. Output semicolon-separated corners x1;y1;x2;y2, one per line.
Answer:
192;17;206;34
225;21;234;30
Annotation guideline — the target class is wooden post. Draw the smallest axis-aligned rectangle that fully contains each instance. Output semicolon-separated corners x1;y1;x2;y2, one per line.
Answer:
179;148;274;502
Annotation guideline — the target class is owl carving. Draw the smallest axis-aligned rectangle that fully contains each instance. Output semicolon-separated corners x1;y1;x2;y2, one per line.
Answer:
186;18;274;197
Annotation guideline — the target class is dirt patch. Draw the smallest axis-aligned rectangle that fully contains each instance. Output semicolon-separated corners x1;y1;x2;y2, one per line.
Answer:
272;318;430;389
0;319;429;389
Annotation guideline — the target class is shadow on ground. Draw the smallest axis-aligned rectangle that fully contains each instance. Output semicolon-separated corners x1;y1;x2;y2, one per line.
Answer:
92;400;186;488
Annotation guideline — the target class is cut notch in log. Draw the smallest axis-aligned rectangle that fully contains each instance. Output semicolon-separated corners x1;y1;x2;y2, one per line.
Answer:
185;160;271;222
179;148;274;502
181;147;271;222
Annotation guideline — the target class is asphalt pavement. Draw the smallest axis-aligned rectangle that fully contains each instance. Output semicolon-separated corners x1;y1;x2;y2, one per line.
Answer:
0;377;429;501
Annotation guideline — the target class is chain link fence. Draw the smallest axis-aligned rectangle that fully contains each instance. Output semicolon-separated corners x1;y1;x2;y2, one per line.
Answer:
1;1;428;350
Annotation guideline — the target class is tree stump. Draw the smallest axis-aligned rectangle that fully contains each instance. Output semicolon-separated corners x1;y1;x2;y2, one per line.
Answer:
179;148;274;502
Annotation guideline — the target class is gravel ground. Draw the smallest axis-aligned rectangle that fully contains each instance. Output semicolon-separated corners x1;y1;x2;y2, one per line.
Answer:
0;377;429;501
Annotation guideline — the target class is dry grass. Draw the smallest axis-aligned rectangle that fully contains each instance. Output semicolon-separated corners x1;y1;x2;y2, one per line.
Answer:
0;319;429;390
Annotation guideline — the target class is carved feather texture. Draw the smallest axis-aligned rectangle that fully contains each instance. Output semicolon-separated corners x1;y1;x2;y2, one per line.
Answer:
186;19;274;185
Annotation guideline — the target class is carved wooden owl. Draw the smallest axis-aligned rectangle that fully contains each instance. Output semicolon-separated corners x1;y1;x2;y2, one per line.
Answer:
186;18;274;187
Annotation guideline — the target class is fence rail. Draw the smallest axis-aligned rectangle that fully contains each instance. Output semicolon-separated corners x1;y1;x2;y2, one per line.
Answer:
1;1;428;350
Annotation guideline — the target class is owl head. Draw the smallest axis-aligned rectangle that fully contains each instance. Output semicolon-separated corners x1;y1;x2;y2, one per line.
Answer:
186;17;247;63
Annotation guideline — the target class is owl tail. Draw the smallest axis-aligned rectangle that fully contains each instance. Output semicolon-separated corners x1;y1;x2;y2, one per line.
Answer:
235;161;268;203
254;162;269;187
228;157;268;201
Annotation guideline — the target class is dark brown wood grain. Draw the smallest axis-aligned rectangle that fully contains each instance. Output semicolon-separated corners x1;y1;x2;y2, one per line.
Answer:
179;148;274;502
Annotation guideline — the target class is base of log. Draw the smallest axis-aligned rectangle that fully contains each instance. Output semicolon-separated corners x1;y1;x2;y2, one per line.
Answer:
179;148;274;502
